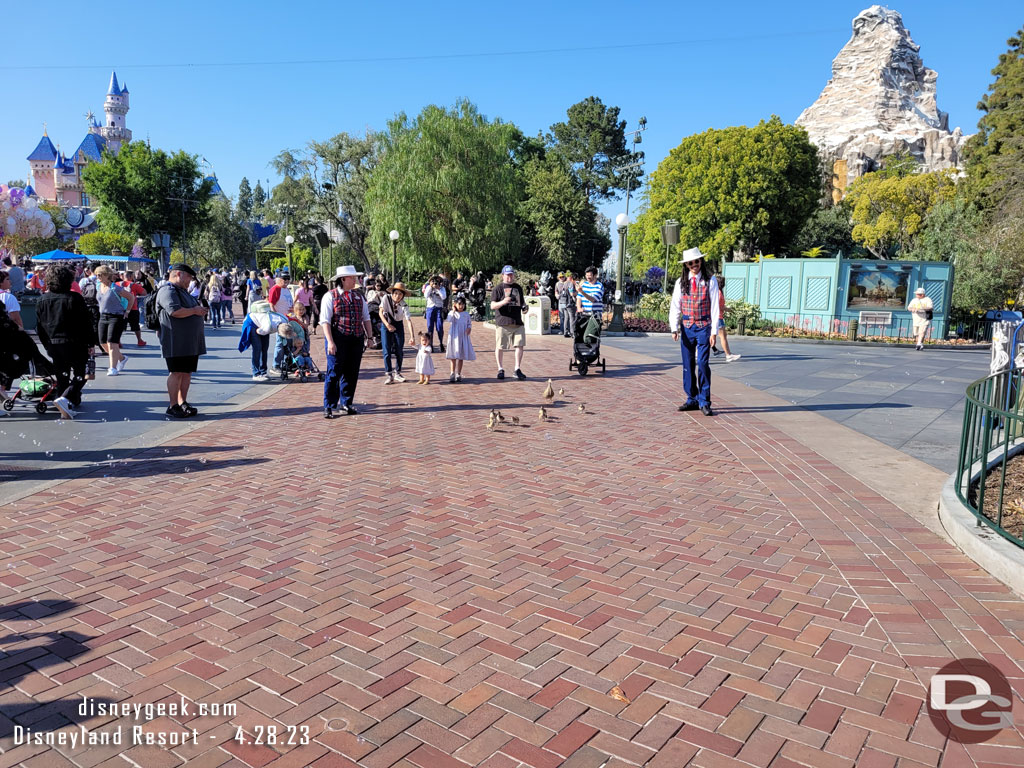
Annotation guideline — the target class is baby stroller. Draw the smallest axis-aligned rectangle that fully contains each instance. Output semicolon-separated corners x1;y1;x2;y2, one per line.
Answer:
279;349;325;383
2;359;59;414
569;313;606;376
1;311;59;414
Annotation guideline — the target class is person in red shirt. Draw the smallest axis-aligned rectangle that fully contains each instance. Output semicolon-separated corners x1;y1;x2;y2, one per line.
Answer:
27;266;46;292
119;272;148;346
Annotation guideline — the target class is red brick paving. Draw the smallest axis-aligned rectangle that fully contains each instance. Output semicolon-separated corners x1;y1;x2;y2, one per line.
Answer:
0;336;1023;767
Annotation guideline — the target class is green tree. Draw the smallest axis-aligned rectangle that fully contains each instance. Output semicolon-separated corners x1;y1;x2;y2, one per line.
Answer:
75;231;135;255
237;177;253;220
845;169;956;258
549;96;642;203
517;153;610;275
82;141;212;246
189;196;254;268
964;27;1024;209
252;181;267;221
365;100;521;275
632;116;820;268
790;205;857;256
7;179;26;189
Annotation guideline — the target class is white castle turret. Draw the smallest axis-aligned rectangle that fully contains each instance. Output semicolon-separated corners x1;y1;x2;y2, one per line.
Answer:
99;71;132;153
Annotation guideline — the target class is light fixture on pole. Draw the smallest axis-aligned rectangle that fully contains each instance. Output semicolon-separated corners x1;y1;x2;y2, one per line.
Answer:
389;230;400;284
660;219;680;293
285;235;294;278
607;213;629;333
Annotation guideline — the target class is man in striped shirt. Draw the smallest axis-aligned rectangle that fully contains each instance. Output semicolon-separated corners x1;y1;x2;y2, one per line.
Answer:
576;266;604;317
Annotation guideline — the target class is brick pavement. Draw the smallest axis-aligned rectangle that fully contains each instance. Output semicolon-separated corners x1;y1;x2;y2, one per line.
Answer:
0;335;1022;768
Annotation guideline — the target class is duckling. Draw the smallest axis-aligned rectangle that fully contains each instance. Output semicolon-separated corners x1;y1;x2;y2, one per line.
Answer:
557;387;565;396
538;406;547;421
542;379;555;401
486;413;496;431
510;416;520;425
577;404;586;413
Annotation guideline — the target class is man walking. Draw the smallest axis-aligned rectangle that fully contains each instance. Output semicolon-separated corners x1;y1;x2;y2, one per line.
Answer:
320;265;373;419
490;265;528;380
577;266;604;318
155;263;208;418
670;248;720;416
422;276;447;352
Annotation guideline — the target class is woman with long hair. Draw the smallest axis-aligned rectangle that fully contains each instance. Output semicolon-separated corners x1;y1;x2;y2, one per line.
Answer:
93;265;134;375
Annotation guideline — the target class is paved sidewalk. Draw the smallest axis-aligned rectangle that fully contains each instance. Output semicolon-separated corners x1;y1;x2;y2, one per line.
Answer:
0;336;1022;767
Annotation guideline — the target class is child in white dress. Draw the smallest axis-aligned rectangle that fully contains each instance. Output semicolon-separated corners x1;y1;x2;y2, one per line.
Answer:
445;294;476;383
415;331;435;384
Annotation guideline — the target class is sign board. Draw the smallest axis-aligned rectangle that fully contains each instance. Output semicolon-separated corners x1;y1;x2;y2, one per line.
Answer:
859;311;892;326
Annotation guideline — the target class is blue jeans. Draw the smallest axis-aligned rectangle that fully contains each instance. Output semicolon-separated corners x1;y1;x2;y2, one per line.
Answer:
274;335;291;369
210;301;222;327
250;333;269;375
680;324;712;407
221;298;234;322
324;335;364;409
426;306;444;347
380;323;405;374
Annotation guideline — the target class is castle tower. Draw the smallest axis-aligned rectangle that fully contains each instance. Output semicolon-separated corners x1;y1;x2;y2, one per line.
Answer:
26;127;58;202
100;71;132;153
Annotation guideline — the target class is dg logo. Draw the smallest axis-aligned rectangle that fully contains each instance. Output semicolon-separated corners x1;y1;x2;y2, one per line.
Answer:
927;658;1014;743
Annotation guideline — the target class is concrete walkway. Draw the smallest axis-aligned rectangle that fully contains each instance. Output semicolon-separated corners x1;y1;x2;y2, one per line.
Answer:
0;333;1021;767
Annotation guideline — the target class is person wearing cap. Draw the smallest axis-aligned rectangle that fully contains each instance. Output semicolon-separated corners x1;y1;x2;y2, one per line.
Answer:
268;272;294;316
490;265;528;380
155;263;208;418
422;276;447;352
907;287;933;351
320;265;373;418
378;282;416;384
669;247;720;416
27;265;46;292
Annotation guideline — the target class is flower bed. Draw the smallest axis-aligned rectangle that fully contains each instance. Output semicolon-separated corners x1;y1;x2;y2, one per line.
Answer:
624;317;671;333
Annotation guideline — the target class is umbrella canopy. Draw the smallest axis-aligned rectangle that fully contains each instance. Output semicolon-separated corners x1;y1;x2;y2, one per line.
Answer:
31;250;156;264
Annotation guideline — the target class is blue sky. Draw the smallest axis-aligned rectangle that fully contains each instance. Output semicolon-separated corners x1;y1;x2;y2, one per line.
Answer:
5;0;1020;254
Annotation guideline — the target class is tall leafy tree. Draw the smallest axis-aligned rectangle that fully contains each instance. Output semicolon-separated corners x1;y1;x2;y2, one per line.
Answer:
237;177;253;220
190;196;254;268
965;27;1024;209
631;116;820;267
82;141;212;245
365;100;521;274
252;181;267;221
790;205;857;256
549;96;642;203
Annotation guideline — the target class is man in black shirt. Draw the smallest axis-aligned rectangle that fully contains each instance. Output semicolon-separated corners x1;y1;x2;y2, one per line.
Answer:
35;265;93;419
489;265;528;380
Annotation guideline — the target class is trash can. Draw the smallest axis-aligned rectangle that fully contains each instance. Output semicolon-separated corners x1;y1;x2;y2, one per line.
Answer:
525;295;551;335
17;293;39;332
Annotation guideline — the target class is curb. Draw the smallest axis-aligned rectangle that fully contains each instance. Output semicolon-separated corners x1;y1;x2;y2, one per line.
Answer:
612;331;990;350
939;474;1024;597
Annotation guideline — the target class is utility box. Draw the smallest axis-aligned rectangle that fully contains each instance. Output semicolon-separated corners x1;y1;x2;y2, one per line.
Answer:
525;295;551;335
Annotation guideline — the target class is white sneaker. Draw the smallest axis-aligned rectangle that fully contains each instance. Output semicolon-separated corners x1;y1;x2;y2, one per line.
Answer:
54;397;76;419
726;354;741;362
107;367;119;376
116;355;128;372
384;373;395;384
392;373;406;383
252;374;267;381
268;367;280;375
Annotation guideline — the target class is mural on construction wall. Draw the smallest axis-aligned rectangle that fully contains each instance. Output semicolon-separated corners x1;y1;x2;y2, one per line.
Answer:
847;268;910;309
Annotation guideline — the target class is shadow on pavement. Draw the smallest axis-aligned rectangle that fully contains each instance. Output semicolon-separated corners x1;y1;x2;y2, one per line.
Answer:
722;402;913;413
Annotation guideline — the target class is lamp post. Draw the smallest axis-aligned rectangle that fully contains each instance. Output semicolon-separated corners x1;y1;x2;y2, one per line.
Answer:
389;230;400;284
608;212;629;333
660;219;680;293
285;235;294;278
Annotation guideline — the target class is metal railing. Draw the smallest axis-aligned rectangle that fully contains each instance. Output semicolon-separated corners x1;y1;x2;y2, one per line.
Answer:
955;369;1024;549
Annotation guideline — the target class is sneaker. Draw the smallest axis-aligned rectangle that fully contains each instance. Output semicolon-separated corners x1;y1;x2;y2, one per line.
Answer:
116;355;128;372
449;373;456;383
165;404;188;418
497;369;505;379
54;397;76;420
268;367;280;375
726;354;741;362
137;339;147;347
393;372;406;383
324;407;333;419
514;369;526;380
345;406;358;416
384;373;394;385
455;374;462;382
252;374;267;381
181;402;198;416
711;346;723;357
107;367;119;376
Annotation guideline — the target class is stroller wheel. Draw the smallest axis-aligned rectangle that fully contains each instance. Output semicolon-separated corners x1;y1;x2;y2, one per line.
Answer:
2;399;13;411
578;362;588;376
280;372;287;381
35;402;47;414
569;359;574;371
318;373;325;381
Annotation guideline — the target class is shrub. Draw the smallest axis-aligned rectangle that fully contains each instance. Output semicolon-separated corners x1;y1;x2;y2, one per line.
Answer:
638;291;671;315
624;317;671;333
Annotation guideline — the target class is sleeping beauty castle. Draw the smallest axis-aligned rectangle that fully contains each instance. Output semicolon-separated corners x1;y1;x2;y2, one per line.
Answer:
25;71;132;207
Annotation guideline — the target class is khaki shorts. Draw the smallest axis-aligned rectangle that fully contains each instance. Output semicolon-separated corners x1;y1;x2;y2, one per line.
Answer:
495;324;526;350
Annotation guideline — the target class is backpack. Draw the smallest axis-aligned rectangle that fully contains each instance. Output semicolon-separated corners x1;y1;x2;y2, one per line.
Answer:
145;287;163;331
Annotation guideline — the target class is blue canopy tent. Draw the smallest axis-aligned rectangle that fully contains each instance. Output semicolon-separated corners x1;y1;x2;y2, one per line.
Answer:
31;249;156;264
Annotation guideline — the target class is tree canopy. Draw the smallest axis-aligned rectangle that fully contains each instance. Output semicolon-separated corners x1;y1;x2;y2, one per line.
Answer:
365;100;521;275
631;116;820;268
237;177;253;220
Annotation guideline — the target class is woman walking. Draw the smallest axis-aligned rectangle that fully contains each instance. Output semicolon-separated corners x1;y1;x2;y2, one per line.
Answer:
94;265;134;376
35;265;93;419
379;282;416;384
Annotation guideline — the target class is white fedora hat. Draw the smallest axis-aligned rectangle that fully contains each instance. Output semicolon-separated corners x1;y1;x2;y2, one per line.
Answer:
335;265;364;278
679;247;706;264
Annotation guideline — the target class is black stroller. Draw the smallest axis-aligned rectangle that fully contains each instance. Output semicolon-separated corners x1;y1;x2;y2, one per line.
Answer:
569;313;606;376
0;313;59;414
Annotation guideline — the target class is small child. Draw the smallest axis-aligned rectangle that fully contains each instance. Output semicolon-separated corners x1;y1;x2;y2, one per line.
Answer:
275;322;297;372
415;331;435;384
445;294;476;383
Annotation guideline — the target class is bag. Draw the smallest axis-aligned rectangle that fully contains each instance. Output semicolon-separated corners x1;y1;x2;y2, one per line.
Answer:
145;288;162;330
209;286;222;303
925;308;933;321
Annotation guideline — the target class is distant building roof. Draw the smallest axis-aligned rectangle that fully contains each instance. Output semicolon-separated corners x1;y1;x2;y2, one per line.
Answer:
120;82;129;94
107;71;120;96
24;184;36;197
27;135;58;162
75;133;107;163
205;175;226;198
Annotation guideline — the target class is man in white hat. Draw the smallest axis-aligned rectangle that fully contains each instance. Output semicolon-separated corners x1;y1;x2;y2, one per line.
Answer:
669;247;721;416
319;266;372;418
907;286;933;351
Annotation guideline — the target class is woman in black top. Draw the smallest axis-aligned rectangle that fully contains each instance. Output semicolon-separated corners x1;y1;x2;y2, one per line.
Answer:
35;265;93;418
310;275;328;337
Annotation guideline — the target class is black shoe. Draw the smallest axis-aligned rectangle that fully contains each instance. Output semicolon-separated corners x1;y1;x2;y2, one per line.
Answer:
324;408;333;419
181;402;198;416
345;406;358;416
166;404;189;419
514;369;526;380
497;369;505;379
439;343;445;353
678;402;699;412
701;405;714;416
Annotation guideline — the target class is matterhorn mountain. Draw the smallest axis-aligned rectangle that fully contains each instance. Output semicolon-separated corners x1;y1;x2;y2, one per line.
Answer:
796;5;970;198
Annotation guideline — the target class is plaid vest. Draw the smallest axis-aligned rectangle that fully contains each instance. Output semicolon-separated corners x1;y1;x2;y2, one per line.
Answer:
679;277;711;329
331;289;365;336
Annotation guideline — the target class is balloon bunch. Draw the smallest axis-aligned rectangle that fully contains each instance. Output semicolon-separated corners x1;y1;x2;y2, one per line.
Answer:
0;185;57;240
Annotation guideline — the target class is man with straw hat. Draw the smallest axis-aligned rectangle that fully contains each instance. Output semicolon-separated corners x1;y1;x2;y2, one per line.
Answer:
319;265;372;418
378;281;417;384
669;247;721;416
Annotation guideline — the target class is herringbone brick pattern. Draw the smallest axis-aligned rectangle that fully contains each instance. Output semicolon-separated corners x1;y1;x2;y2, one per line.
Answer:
0;337;1022;768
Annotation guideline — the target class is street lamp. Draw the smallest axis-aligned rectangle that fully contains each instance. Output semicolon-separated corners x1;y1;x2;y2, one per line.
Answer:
285;235;294;278
389;230;400;285
608;213;629;333
660;219;680;293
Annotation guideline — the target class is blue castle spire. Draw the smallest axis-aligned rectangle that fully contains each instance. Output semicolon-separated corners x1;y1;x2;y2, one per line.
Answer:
107;71;120;96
